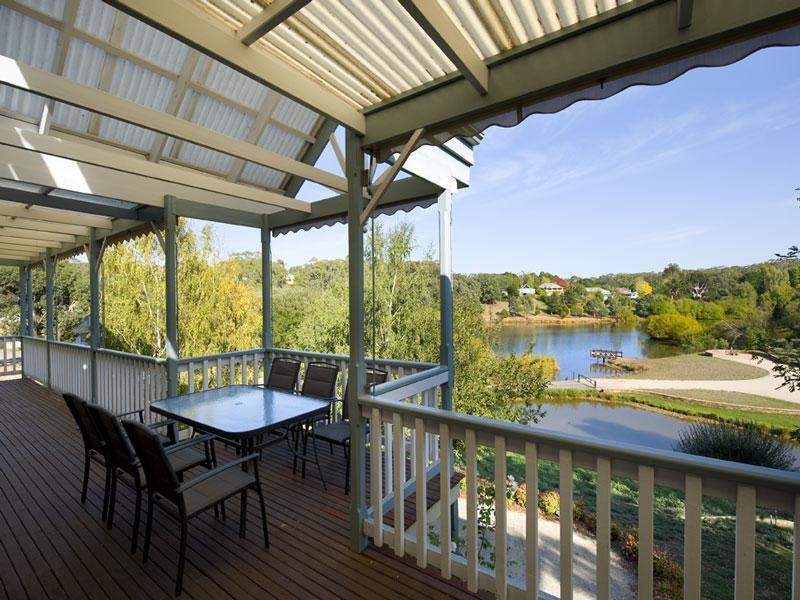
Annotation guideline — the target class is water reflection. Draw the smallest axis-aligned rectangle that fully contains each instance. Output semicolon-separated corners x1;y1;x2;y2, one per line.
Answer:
495;324;682;378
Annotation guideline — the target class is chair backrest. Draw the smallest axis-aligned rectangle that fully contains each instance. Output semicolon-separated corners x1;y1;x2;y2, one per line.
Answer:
84;403;137;474
62;393;104;453
342;369;388;420
265;357;301;391
301;362;340;400
122;419;180;505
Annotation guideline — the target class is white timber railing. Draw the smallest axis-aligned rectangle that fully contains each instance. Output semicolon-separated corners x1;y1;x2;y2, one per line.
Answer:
21;335;48;381
0;335;22;376
47;339;92;400
359;377;800;600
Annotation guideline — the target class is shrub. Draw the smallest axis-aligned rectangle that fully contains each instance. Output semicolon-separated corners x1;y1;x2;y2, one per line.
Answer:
675;420;796;470
581;511;597;535
621;528;638;561
644;313;703;343
514;482;527;508
538;490;560;516
572;500;586;522
610;521;623;541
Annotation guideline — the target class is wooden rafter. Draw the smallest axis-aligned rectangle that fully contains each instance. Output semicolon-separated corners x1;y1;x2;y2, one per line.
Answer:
237;0;312;46
226;92;281;182
0;201;114;229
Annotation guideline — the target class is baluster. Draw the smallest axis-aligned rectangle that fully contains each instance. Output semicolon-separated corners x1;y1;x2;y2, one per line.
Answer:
683;474;703;600
495;435;507;599
188;362;196;392
202;360;208;390
229;355;235;386
216;358;222;388
439;423;451;580
559;449;573;600
392;412;405;556
415;417;427;568
3;339;7;374
370;408;383;547
465;428;478;592
385;420;394;495
596;457;611;600
793;495;800;599
525;442;539;600
734;484;756;600
638;465;655;600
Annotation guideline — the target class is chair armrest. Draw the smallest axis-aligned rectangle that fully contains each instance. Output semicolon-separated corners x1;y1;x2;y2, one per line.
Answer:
164;433;215;454
176;453;259;493
147;418;176;431
116;408;146;422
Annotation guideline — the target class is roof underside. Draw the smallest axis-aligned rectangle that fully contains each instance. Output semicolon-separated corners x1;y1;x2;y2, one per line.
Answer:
0;0;799;265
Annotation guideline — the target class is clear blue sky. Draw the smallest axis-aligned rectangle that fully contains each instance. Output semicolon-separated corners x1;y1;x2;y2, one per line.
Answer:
207;45;800;278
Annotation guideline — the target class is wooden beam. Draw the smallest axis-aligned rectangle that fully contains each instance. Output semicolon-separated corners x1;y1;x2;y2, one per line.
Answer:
360;128;424;224
283;119;339;198
238;0;311;46
0;245;41;256
678;0;694;29
363;0;800;151
105;0;365;133
0;227;76;243
226;92;281;182
0;252;41;261
0;57;348;192
0;237;60;249
397;0;488;95
0;216;90;236
0;200;113;229
0;119;310;212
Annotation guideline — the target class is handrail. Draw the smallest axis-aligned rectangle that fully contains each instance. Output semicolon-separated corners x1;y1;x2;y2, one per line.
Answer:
371;365;449;400
21;335;165;364
358;394;800;501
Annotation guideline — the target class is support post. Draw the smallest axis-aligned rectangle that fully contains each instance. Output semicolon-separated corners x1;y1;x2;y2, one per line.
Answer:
346;129;368;552
261;214;272;350
45;251;56;389
26;265;33;336
18;266;27;337
89;228;102;402
165;195;179;397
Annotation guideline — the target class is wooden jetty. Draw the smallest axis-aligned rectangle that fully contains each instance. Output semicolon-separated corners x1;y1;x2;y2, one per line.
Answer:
590;349;623;362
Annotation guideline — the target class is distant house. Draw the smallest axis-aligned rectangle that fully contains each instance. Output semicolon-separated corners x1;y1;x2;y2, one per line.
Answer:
519;285;536;296
617;287;639;300
538;282;564;296
586;287;611;300
552;277;570;289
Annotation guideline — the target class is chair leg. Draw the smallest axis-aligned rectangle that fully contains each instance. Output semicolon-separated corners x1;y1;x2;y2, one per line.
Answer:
344;443;350;495
106;472;118;530
131;486;142;554
81;451;91;504
239;489;248;539
255;484;269;549
175;518;188;596
101;464;112;521
142;496;155;564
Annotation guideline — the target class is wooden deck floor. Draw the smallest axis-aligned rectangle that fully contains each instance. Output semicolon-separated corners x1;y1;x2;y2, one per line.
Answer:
0;377;486;600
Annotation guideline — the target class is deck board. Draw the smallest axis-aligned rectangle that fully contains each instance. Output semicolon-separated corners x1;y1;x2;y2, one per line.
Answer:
0;378;486;600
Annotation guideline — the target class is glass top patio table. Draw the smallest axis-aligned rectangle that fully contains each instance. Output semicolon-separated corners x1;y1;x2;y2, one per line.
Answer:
150;385;330;440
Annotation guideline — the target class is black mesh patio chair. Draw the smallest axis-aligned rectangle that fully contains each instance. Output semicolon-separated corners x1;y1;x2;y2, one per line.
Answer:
122;419;268;596
63;393;111;519
264;356;301;391
311;369;387;493
84;404;215;554
300;362;340;401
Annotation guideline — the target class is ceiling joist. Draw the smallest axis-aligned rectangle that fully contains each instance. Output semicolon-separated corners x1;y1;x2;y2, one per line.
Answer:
677;0;694;29
104;0;365;133
0;216;90;237
397;0;488;96
237;0;311;46
0;57;347;193
0;227;76;244
0;201;113;229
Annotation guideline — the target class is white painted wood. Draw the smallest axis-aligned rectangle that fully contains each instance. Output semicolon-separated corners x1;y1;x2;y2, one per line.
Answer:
559;448;573;600
684;474;703;600
638;465;655;600
370;408;383;548
238;0;311;45
439;422;451;579
596;456;611;600
735;485;756;600
794;496;800;600
525;442;538;600
392;412;405;556
385;421;394;495
415;417;427;568
465;428;479;592
495;435;507;599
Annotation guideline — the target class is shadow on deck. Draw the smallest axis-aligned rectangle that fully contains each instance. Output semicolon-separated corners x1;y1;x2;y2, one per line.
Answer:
0;377;484;599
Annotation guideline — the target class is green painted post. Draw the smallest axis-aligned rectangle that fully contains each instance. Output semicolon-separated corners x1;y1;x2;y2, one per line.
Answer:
45;251;56;389
261;214;272;350
165;196;179;397
26;265;33;336
89;228;101;403
346;129;368;552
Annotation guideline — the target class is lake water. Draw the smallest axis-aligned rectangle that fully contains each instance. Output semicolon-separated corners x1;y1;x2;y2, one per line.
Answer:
495;323;682;379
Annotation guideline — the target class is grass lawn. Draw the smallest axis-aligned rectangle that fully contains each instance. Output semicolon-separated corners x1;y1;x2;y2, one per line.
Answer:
467;448;793;600
650;388;800;410
618;353;768;380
